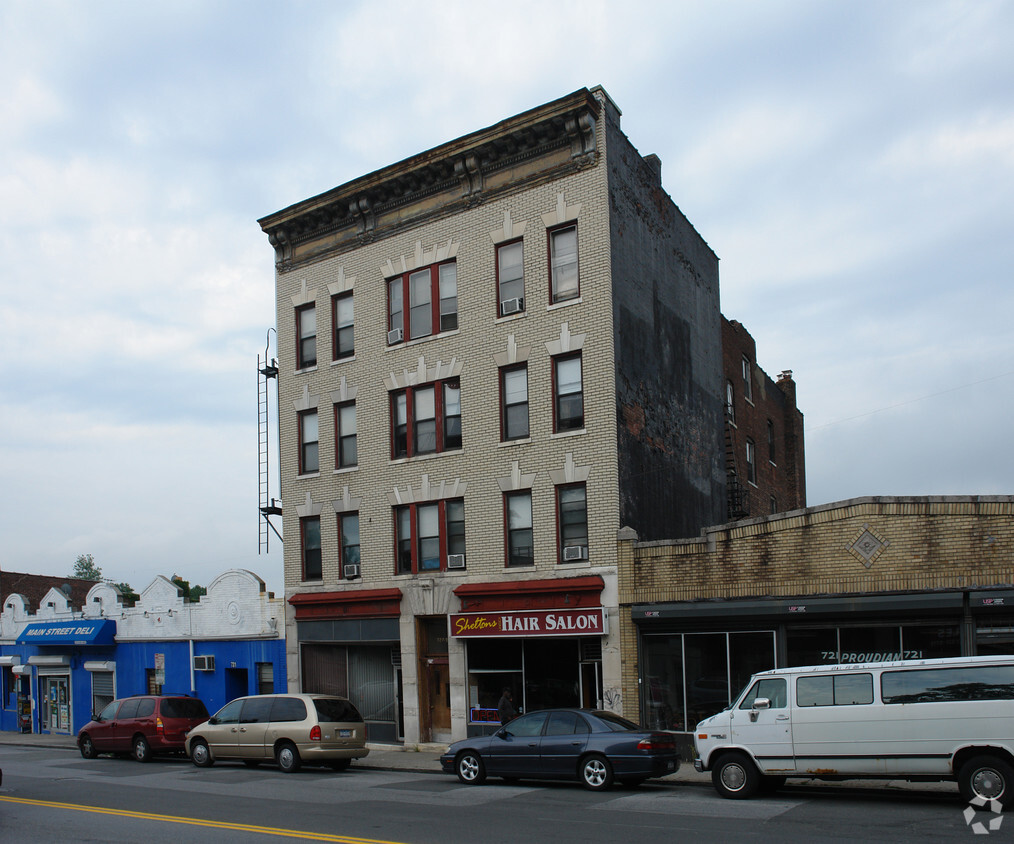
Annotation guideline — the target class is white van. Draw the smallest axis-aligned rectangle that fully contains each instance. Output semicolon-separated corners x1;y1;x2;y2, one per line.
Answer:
693;655;1014;807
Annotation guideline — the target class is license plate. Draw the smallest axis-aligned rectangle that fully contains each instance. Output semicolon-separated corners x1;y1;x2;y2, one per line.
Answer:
339;729;352;737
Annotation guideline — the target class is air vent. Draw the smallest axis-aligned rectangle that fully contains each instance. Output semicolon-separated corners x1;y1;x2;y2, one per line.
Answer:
446;554;466;569
500;297;524;316
387;328;403;345
193;655;215;671
562;545;588;562
343;564;361;579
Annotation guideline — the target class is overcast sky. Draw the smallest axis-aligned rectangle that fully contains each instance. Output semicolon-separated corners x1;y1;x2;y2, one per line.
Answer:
1;0;1011;598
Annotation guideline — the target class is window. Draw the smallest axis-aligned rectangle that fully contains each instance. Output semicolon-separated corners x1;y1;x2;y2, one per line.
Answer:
770;496;778;514
497;240;524;314
256;663;274;695
296;304;317;369
554;354;584;431
391;380;461;458
506;492;534;567
500;365;529;440
549;225;579;303
767;419;776;464
339;513;360;576
299;410;319;474
739;678;787;709
387;261;457;343
394;499;465;574
301;516;322;580
745;438;756;485
742;356;753;401
335;402;357;468
796;673;873;707
882;665;1014;704
557;484;588;561
332;293;354;360
726;381;735;425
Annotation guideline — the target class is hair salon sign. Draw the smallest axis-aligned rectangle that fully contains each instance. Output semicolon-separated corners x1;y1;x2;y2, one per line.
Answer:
450;608;606;638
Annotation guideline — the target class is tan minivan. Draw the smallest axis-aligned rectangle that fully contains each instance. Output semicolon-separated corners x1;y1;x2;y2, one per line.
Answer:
185;694;369;773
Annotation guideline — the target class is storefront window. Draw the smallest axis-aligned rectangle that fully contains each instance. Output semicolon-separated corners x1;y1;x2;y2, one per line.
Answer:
976;615;1014;656
838;626;901;664
903;624;960;659
642;635;685;731
788;624;961;666
466;639;522;725
787;628;840;666
685;633;730;729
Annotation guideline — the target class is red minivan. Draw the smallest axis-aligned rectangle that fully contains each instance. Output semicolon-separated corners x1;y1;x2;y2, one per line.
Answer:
78;695;210;762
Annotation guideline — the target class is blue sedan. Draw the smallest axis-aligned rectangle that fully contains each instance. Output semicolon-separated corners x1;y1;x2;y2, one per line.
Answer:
440;708;679;790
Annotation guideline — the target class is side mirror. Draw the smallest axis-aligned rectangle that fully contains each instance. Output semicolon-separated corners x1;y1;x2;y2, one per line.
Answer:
752;698;771;710
209;716;219;725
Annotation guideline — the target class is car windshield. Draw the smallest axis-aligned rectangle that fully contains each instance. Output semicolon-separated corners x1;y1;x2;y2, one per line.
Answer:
314;697;363;723
162;698;209;719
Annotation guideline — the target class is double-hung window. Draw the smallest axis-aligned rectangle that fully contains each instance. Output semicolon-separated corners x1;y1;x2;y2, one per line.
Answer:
746;438;757;484
298;410;319;474
338;513;360;578
497;240;524;315
391;379;461;458
387;261;457;343
726;381;735;425
335;402;357;469
553;354;584;432
296;304;317;369
394;499;466;574
301;516;322;581
500;365;529;441
557;484;588;562
742;355;753;402
332;293;354;360
549;225;579;303
505;492;534;567
767;419;776;464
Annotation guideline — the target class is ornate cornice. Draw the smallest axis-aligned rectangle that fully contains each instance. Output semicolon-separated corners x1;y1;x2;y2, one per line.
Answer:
259;89;600;268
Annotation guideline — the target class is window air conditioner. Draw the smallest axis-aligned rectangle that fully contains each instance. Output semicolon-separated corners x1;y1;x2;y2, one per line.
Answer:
343;564;361;579
500;297;524;316
387;328;403;345
446;554;466;569
193;655;215;672
562;545;588;562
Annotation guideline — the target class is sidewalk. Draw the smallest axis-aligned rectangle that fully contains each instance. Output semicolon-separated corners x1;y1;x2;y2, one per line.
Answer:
0;730;960;795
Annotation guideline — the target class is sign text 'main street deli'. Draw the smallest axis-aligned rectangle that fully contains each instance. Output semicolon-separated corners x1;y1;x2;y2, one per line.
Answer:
449;607;606;638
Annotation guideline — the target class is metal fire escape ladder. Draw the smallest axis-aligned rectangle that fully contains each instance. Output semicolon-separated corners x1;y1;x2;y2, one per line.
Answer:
258;330;282;553
724;415;749;521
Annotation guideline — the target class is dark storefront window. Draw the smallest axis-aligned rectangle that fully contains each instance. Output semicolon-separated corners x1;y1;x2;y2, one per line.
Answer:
787;624;961;666
976;614;1014;655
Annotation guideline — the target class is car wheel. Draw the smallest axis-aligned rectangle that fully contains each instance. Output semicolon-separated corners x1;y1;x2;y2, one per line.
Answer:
959;755;1014;809
243;760;261;768
79;734;98;759
455;750;486;785
328;759;351;772
132;735;152;763
579;754;614;791
276;741;302;773
190;739;214;768
712;753;760;799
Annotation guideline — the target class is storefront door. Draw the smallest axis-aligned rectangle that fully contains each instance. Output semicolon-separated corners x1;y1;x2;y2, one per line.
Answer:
426;661;451;741
40;675;71;733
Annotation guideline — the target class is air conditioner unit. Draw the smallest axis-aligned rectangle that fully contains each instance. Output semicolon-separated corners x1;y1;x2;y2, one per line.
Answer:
500;297;524;316
562;545;588;562
446;554;466;569
343;564;361;579
193;655;215;672
387;328;403;345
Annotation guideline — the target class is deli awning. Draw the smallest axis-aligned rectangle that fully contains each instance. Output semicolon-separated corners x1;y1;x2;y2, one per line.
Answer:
17;619;116;646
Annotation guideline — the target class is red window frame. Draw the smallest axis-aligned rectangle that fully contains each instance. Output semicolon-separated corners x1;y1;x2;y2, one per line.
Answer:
552;352;584;433
296;303;317;369
301;516;322;581
393;499;464;574
337;512;360;580
298;409;319;475
331;292;354;361
496;239;525;315
548;224;579;304
390;378;461;459
386;261;457;343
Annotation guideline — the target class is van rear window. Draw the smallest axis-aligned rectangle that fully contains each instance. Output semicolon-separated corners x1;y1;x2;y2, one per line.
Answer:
882;665;1014;703
161;698;209;719
314;698;364;723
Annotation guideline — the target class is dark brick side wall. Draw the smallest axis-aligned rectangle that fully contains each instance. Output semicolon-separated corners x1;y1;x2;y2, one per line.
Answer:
722;317;806;515
604;110;725;540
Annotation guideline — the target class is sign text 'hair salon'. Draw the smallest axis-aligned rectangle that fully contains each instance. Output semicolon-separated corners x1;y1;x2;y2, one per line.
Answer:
449;608;606;638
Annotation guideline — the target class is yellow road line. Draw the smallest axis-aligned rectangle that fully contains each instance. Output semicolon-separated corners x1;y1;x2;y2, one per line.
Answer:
0;796;407;843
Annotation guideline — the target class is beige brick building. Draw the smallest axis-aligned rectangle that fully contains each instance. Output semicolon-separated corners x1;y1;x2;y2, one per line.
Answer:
258;87;726;743
619;495;1014;735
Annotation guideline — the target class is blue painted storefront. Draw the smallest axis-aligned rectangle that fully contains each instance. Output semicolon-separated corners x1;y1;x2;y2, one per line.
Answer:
0;626;286;736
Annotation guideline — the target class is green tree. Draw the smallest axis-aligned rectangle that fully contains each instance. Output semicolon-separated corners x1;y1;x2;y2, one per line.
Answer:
72;553;102;581
190;584;207;600
113;582;139;604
